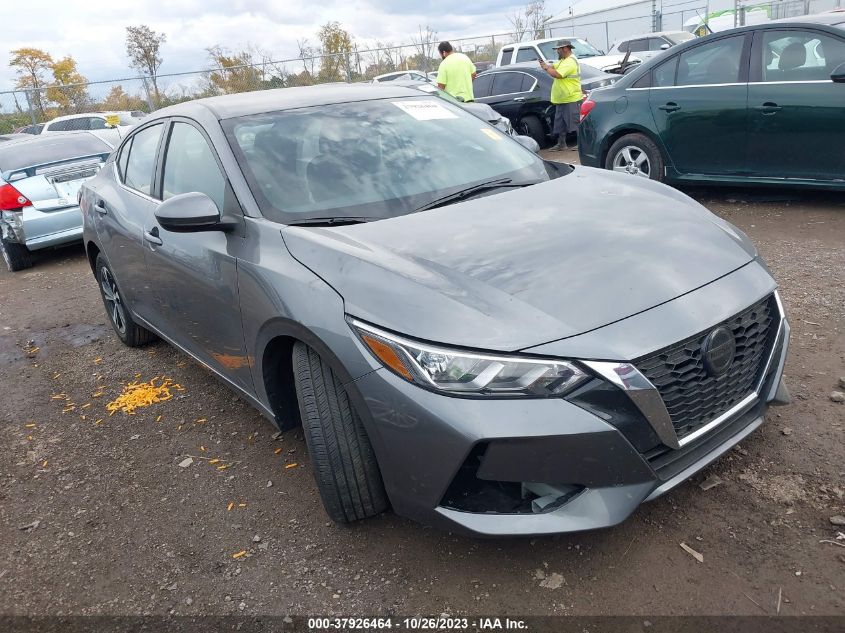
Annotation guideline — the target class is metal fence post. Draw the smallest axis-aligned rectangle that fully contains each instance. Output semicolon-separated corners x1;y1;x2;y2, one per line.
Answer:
140;76;155;112
24;90;37;125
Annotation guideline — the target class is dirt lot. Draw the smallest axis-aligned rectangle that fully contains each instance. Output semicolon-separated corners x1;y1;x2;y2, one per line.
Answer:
1;164;844;618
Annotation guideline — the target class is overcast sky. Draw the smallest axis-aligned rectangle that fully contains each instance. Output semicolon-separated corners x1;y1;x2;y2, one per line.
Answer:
0;0;570;95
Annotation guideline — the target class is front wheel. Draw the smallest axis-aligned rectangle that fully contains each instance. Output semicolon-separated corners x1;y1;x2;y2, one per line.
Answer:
0;237;33;272
605;133;665;182
292;341;389;523
95;254;156;347
515;114;546;148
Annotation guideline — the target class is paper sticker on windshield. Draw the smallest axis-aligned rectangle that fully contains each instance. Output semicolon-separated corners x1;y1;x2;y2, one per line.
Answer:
392;100;458;121
104;114;120;127
480;128;502;141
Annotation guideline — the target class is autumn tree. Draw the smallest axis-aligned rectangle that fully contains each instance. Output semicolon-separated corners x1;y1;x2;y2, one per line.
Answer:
125;25;166;102
317;22;354;82
102;85;147;112
9;47;54;116
204;46;263;94
410;25;438;73
47;56;90;113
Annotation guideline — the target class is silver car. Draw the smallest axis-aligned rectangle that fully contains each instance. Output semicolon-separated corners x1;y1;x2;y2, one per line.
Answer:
0;132;112;271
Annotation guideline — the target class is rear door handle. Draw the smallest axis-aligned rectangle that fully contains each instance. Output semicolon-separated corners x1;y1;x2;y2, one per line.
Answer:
144;227;163;246
753;102;781;115
94;199;108;215
658;102;681;112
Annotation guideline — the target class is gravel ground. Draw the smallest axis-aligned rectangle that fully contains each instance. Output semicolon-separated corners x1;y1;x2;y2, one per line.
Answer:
1;163;843;617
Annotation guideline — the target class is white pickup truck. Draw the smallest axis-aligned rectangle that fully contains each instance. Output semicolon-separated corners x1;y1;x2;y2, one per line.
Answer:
495;37;640;74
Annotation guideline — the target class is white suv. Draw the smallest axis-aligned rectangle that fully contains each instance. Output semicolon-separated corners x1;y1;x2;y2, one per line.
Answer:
495;37;640;73
607;31;696;63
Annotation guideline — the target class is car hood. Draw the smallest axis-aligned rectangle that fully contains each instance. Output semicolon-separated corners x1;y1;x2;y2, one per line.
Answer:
581;54;641;71
282;166;756;352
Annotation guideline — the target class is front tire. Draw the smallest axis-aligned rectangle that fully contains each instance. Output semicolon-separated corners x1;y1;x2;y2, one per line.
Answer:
605;133;665;182
293;341;389;523
0;237;33;272
516;114;546;148
95;254;155;347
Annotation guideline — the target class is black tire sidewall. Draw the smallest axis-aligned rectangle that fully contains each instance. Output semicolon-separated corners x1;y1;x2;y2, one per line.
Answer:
517;115;546;147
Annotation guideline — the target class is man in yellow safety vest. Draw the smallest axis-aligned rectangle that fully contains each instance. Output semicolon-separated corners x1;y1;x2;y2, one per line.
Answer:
539;40;582;151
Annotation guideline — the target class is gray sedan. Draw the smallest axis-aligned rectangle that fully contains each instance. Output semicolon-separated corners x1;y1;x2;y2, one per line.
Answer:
80;85;789;536
0;133;112;271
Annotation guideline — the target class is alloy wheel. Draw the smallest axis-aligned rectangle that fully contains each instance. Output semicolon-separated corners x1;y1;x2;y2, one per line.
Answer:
612;146;651;178
100;266;127;335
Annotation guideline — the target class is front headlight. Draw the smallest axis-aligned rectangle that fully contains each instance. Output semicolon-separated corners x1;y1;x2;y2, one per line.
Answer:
351;320;589;397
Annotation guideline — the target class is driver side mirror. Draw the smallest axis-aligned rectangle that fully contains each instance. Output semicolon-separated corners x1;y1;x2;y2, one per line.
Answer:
831;61;845;83
155;192;230;232
660;43;670;50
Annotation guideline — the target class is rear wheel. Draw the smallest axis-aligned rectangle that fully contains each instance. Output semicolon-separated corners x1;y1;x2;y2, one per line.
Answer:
292;341;389;523
515;114;546;148
95;254;156;347
0;237;33;272
605;133;665;182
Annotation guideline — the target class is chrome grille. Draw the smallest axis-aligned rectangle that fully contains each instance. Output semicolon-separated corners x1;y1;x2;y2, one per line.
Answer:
634;295;777;440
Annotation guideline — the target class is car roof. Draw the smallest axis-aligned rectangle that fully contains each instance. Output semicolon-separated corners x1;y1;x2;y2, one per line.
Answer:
773;11;845;26
149;84;424;121
616;30;691;40
500;36;589;47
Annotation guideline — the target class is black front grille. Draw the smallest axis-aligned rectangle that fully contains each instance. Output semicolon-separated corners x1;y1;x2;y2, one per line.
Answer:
634;295;778;440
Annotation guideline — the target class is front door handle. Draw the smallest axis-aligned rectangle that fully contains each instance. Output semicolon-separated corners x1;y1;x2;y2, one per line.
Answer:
658;102;681;112
753;102;781;115
512;96;526;102
144;227;163;246
94;199;108;215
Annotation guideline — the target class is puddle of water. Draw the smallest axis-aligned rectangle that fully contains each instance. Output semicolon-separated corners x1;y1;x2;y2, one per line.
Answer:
0;335;23;364
57;323;110;348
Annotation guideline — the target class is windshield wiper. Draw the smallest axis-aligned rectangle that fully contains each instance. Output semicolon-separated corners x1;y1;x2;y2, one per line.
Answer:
414;178;534;212
286;216;373;227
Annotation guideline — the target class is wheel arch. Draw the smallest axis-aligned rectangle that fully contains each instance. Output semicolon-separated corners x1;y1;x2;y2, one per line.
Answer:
85;240;101;276
255;317;367;433
599;125;667;170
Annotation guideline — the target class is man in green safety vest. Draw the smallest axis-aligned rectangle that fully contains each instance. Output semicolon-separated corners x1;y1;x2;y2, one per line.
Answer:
539;40;582;151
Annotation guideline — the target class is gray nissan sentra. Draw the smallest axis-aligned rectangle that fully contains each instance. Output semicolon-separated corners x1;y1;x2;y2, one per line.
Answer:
80;84;790;537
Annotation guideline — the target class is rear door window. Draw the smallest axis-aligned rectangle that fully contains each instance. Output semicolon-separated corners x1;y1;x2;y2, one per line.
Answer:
653;56;678;87
473;74;494;97
499;47;514;65
123;123;163;196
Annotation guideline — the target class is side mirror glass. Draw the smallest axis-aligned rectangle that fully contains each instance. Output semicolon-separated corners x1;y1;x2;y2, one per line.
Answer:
831;61;845;83
155;192;223;232
514;134;540;154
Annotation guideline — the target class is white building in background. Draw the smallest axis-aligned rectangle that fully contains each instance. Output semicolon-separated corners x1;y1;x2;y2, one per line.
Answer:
544;0;841;52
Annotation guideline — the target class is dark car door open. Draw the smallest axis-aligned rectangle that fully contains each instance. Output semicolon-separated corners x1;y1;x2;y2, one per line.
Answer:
747;28;845;181
144;120;254;392
648;34;750;177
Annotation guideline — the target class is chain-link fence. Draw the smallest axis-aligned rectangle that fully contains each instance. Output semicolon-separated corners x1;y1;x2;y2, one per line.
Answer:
1;0;840;133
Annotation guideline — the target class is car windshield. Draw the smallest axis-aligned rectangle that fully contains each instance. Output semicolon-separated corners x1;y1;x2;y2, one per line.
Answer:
225;97;552;224
666;32;696;45
538;38;602;59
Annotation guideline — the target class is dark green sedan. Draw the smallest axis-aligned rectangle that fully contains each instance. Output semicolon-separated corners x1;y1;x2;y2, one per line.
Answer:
579;13;845;188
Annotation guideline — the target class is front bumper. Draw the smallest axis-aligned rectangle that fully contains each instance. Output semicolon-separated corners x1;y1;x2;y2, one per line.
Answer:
347;275;788;537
